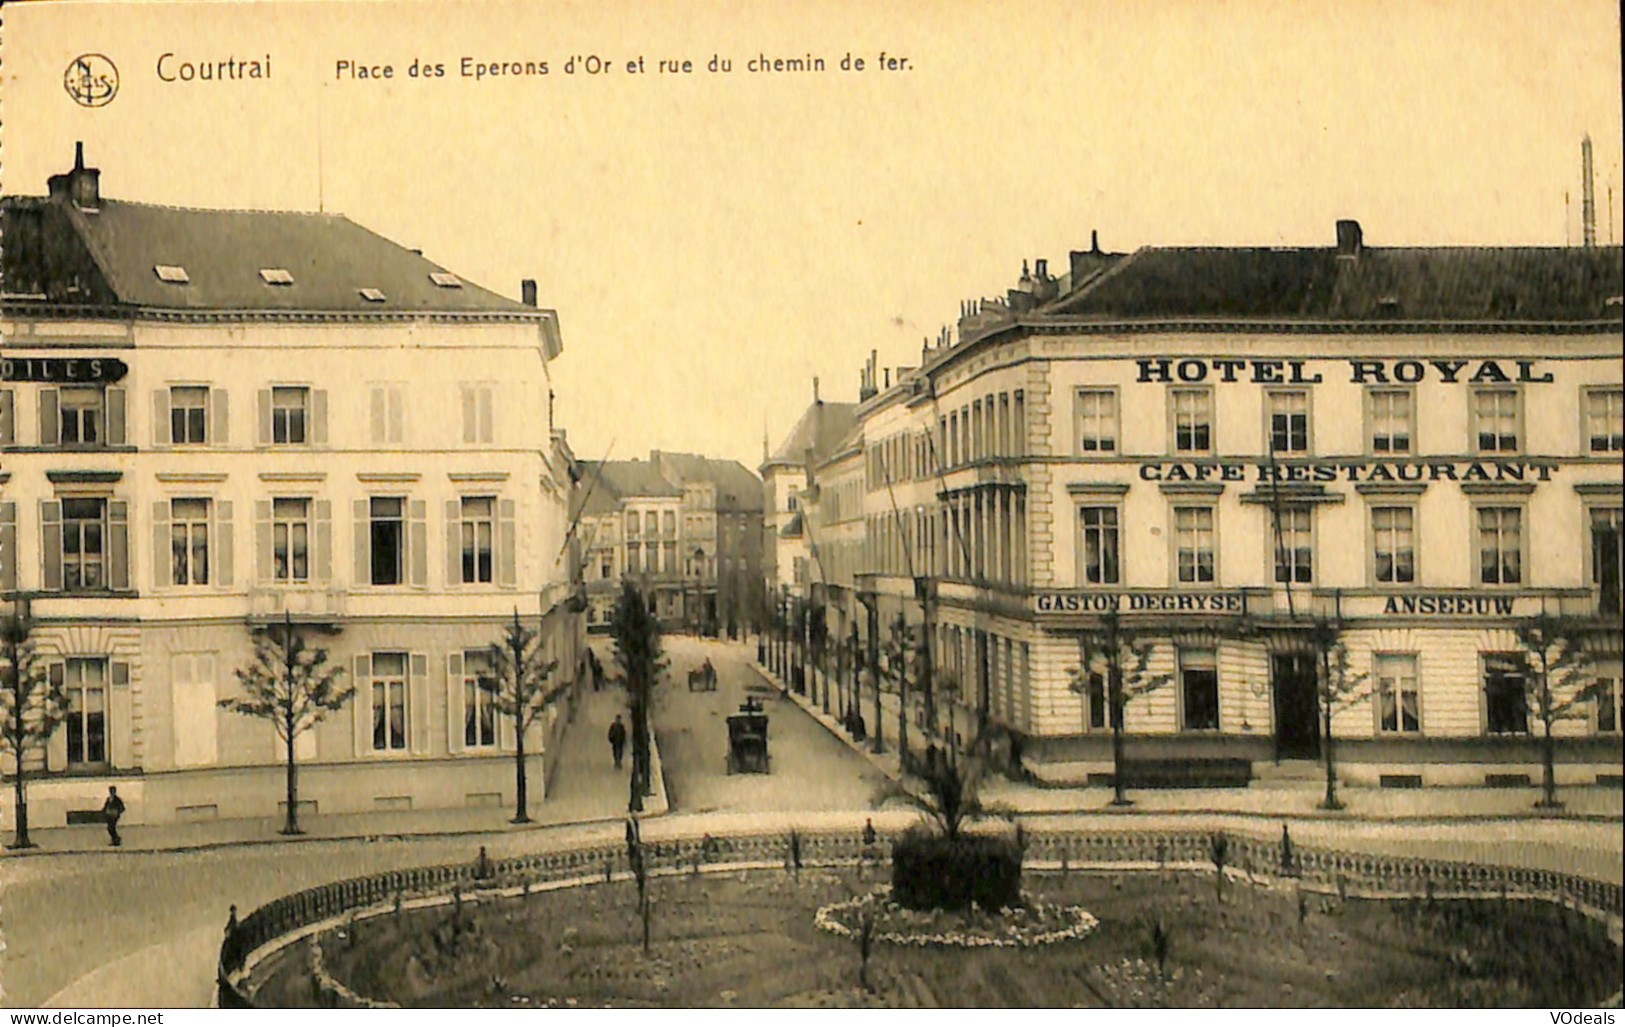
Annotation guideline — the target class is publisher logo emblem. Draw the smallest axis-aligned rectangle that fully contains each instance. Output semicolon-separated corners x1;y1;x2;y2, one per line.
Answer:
65;54;119;107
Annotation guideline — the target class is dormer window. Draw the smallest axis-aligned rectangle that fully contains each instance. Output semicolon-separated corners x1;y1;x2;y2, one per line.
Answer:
358;287;387;303
155;265;190;284
429;272;462;288
259;268;294;286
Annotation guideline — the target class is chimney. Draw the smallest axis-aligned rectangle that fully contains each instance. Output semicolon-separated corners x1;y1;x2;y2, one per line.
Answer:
1034;258;1048;279
813;376;820;403
1091;229;1100;254
521;279;538;306
47;142;101;211
1335;219;1363;260
883;368;891;389
1582;135;1597;249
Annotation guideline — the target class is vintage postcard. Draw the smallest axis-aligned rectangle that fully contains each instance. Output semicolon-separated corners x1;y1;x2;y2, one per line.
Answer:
1;0;1621;1012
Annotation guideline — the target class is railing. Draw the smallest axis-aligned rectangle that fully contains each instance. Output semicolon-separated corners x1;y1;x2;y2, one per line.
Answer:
218;824;1625;1008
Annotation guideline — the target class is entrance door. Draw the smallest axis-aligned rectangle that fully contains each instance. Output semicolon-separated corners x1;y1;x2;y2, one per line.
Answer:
1271;652;1320;760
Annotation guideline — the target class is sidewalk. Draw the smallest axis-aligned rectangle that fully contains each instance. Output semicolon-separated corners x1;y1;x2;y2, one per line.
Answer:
754;658;1625;824
4;685;648;859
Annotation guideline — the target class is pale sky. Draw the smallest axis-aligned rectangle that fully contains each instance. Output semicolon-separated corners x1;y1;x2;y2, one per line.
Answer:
7;0;1623;470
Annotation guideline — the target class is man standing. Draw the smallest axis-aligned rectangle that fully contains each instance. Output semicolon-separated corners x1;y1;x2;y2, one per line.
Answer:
102;786;125;847
608;714;628;769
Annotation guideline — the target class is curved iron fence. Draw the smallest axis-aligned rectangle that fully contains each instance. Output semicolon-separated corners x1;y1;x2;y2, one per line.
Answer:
219;824;1624;1008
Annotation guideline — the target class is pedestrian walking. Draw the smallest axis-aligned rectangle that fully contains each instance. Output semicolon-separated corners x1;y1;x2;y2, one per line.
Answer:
608;714;628;769
102;785;125;847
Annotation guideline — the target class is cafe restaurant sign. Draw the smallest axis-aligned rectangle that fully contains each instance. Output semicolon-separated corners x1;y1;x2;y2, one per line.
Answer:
1035;590;1246;615
1139;458;1558;485
1;357;128;383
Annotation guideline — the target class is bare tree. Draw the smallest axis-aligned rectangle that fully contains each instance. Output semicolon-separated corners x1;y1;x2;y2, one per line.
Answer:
1;606;67;849
1504;613;1600;810
488;609;564;824
219;613;353;835
1304;617;1372;811
1068;607;1174;807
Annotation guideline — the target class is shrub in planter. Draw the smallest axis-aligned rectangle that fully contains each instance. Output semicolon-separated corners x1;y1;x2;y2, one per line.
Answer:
891;827;1023;911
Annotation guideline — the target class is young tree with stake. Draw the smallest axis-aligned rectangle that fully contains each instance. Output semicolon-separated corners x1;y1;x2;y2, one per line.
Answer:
1;606;68;850
1306;616;1371;811
1068;607;1174;807
488;609;564;824
1505;613;1600;810
219;613;353;835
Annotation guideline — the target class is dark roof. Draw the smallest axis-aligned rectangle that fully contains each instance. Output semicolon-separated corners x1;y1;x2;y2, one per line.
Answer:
763;400;859;471
1045;243;1624;323
778;511;805;538
594;460;683;499
649;451;764;512
2;194;538;317
573;461;626;518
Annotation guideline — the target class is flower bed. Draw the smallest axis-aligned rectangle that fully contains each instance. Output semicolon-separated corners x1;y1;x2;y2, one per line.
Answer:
815;886;1098;948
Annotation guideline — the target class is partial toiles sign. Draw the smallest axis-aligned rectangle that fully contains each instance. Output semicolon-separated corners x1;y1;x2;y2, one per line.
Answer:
0;357;129;383
64;54;120;107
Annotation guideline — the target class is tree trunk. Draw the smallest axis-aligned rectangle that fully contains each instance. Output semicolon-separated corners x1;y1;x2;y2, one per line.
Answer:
1540;710;1559;809
1320;647;1341;810
512;718;531;823
283;726;302;835
9;732;32;849
898;653;909;766
1109;663;1130;806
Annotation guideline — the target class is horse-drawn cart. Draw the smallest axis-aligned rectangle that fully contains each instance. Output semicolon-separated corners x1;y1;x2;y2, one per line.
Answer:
725;697;770;774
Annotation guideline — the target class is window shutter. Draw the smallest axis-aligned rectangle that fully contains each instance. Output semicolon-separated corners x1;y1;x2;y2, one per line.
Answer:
311;389;329;445
498;498;517;588
41;500;63;591
45;663;68;771
370;386;386;444
152;389;171;446
212;389;229;445
0;388;15;443
257;388;272;445
152;501;173;588
108;500;130;590
445;499;463;585
216;500;234;587
255;500;272;582
39;388;60;446
109;661;130;766
461;385;476;443
410;500;428;588
446;651;465;754
353;499;370;585
409;651;430;755
106;387;127;445
0;502;14;591
352;653;373;756
315;500;333;583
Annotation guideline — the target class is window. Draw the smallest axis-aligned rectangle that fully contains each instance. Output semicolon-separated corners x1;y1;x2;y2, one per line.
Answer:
271;386;308;445
60;658;108;766
155;264;190;283
460;383;494;444
369;384;404;445
1372;506;1416;584
1586;388;1624;453
1594;666;1620;734
429;271;462;288
1472;388;1520;453
1077;505;1120;584
646;512;658;539
626;512;640;538
1076;389;1118;454
1592;506;1623;615
1180;648;1219;731
1268;390;1310;454
0;388;12;444
170;386;209;445
1272;507;1313;584
627;542;641;575
1082;671;1107;730
61;498;107;591
599;550;612;579
1170;387;1212;453
371;652;409;751
1483;655;1527;734
1174;506;1215;583
170;498;210;586
1477;506;1522;585
370;497;405;585
663;511;675;537
1375;653;1420;733
463;649;498;748
258;267;294;285
271;498;310;583
664;541;677;575
60;386;104;444
1369;389;1413;454
358;287;386;303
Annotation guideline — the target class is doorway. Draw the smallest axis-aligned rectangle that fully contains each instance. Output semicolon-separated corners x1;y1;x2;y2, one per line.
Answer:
1271;652;1320;760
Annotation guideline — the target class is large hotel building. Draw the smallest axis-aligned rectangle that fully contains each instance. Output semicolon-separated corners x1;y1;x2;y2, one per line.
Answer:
1;150;585;826
772;222;1624;787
